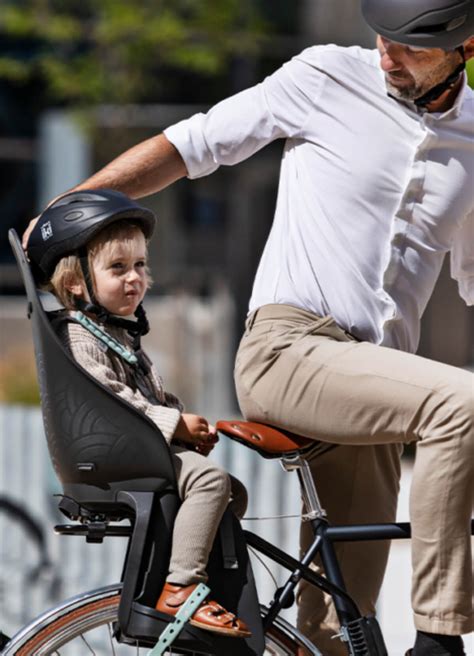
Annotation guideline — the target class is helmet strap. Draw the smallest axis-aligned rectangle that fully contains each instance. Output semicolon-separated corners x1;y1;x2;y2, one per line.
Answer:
414;46;465;109
78;247;99;308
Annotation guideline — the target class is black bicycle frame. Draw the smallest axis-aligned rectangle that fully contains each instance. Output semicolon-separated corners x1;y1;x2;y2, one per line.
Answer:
246;518;474;631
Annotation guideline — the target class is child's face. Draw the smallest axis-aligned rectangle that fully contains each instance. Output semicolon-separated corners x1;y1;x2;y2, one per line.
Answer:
91;230;148;316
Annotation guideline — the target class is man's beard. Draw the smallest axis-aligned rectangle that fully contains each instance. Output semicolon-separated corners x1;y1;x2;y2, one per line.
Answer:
385;52;461;101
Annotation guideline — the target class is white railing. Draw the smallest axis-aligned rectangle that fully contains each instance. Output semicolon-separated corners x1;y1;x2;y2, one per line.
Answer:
0;404;301;640
0;404;418;654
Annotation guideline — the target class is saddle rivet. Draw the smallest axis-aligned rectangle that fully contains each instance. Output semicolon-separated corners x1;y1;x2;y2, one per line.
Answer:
251;433;261;441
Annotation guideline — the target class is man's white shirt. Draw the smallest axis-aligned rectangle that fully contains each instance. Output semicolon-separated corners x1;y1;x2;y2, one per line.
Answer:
165;45;474;352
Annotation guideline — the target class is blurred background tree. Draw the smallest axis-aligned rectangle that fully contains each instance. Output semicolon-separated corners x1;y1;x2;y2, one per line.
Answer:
0;0;269;105
1;0;471;408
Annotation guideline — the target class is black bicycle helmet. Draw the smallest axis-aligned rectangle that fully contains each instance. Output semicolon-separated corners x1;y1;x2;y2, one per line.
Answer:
361;0;474;50
28;189;156;344
28;189;155;281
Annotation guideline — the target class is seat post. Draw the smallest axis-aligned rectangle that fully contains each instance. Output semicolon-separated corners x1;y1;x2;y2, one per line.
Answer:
280;453;326;521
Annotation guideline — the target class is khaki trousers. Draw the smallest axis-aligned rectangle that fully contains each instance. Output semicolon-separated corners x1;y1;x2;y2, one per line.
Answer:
234;304;473;650
168;445;248;586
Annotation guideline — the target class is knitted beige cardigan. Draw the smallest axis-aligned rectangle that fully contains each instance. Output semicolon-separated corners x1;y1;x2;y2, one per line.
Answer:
57;319;183;444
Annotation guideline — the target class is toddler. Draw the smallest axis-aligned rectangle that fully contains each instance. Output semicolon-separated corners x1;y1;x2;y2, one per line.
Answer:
29;189;250;638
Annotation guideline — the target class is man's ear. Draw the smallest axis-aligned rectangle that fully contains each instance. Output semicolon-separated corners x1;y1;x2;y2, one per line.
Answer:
462;36;474;60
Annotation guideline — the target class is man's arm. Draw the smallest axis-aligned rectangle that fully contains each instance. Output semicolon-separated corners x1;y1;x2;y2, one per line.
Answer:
22;133;187;247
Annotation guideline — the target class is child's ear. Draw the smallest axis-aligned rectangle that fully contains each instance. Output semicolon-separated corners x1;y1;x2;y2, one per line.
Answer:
65;275;85;298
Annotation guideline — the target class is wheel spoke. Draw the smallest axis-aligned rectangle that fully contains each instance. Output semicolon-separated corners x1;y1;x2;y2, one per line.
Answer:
107;623;117;655
80;633;97;654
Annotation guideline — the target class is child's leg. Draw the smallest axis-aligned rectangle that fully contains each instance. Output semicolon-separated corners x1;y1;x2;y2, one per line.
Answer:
157;446;251;638
167;445;232;585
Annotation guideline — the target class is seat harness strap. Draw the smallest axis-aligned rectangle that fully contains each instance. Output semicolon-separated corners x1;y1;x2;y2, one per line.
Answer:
148;583;210;656
74;311;138;365
73;310;160;403
220;512;239;570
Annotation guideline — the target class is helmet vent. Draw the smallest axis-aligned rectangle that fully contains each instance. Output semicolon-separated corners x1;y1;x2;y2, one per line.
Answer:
64;210;84;222
412;21;452;34
447;15;467;31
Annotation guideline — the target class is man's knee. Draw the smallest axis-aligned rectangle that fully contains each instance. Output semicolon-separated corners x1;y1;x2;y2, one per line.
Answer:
419;379;473;442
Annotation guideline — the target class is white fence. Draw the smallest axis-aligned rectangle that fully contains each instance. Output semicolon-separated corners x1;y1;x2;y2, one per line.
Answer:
0;405;445;655
0;404;301;642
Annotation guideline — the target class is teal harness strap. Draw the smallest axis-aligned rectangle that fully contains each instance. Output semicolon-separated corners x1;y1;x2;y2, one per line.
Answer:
73;311;138;365
148;583;210;656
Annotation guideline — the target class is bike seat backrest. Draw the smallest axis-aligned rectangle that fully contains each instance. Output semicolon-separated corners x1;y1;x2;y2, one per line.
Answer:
9;229;177;504
216;420;314;458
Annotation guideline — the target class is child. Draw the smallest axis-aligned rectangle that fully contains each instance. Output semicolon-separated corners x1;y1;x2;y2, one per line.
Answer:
28;189;250;638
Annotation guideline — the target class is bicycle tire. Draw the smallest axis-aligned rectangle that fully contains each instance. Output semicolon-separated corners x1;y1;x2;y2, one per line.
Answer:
2;584;322;655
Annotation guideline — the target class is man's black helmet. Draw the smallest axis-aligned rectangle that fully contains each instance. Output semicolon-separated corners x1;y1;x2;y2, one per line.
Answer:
28;189;156;280
361;0;474;49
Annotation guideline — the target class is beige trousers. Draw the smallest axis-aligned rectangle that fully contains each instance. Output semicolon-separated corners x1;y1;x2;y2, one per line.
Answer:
234;304;473;649
167;445;248;586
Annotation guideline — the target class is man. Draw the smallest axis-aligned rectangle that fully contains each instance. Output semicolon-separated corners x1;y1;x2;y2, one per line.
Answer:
24;1;473;654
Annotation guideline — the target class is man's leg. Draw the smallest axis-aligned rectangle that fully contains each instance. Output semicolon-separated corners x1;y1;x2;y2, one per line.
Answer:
297;442;402;656
234;305;473;643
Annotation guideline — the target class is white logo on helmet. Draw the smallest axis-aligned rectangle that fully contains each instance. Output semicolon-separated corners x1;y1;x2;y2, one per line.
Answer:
41;221;53;241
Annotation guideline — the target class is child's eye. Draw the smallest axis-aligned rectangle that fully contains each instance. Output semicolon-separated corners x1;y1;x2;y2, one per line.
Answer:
136;261;146;268
111;262;124;270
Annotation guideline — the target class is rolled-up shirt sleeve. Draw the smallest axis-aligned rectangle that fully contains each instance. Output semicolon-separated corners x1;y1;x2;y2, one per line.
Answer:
451;210;474;305
164;51;325;179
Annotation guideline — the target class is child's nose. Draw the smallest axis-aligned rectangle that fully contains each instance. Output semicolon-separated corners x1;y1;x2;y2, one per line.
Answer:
126;269;140;282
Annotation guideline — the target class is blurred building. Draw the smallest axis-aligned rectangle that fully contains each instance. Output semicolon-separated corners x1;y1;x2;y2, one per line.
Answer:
1;0;473;401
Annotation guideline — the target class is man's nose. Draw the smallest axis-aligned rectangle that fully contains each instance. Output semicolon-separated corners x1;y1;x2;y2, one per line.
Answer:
380;38;405;71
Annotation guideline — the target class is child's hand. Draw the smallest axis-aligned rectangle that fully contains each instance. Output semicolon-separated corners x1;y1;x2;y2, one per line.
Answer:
174;414;219;455
195;424;218;456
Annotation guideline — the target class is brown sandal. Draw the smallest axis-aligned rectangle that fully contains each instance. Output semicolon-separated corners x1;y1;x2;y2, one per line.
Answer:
156;583;251;638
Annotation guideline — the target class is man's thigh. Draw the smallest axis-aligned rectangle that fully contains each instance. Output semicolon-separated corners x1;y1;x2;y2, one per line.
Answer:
235;309;470;446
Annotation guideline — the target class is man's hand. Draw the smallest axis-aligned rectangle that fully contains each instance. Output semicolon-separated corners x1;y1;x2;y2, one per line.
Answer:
174;413;219;455
22;216;39;249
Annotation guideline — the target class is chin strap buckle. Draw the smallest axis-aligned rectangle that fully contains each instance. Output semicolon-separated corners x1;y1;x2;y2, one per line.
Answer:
148;583;210;655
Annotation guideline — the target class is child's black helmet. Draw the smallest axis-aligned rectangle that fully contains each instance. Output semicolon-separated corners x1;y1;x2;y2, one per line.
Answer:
28;189;156;281
361;0;474;49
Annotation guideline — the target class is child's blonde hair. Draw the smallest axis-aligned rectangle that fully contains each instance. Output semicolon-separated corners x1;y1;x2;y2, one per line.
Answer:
48;220;152;310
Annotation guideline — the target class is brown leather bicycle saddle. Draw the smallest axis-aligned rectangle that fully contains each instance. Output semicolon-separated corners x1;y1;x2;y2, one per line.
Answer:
216;420;313;458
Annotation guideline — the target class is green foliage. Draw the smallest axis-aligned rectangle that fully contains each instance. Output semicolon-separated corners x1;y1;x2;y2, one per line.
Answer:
466;58;474;89
0;348;40;406
0;0;266;104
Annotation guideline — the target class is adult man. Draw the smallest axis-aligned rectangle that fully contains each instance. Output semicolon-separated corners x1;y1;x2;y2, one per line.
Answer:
25;1;473;654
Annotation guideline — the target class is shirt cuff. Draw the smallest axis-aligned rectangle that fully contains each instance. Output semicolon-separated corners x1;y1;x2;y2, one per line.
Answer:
146;406;181;444
457;276;474;306
164;114;220;180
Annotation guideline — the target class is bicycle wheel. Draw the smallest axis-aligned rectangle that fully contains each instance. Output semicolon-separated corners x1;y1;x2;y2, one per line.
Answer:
3;584;322;655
